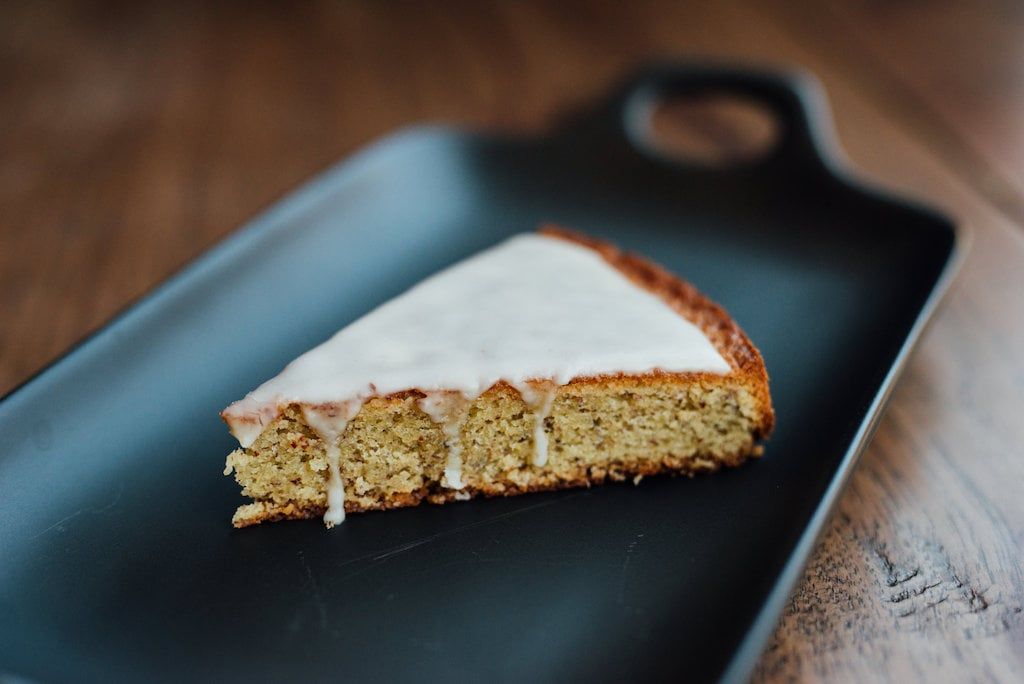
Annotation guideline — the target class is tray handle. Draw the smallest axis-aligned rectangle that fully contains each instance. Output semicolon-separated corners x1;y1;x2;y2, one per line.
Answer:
609;62;835;175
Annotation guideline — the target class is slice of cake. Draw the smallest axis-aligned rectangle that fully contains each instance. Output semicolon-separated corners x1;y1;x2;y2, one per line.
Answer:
222;227;774;528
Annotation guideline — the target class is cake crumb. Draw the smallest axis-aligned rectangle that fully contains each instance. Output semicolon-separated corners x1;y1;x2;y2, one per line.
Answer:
225;379;767;527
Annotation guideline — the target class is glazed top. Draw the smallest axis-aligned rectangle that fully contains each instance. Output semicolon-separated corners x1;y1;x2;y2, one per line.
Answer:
223;232;730;448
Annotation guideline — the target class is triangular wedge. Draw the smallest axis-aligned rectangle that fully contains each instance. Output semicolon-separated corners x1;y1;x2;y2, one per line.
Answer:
223;227;774;527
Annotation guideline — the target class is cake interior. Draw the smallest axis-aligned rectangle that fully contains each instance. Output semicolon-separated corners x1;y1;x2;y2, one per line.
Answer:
225;375;766;527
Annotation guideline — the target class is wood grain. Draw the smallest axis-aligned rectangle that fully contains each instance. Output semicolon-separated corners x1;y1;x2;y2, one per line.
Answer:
821;0;1024;225
1;1;1022;680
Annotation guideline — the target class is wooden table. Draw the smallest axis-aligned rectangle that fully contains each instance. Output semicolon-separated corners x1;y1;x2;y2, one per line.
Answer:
3;2;1022;680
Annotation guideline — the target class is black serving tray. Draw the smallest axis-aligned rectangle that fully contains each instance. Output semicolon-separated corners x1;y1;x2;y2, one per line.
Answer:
0;64;959;683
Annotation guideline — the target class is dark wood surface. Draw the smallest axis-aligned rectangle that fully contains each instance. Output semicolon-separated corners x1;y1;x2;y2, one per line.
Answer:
3;2;1023;680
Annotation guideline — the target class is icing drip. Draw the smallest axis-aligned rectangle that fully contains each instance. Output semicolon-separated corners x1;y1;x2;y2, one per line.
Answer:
418;392;472;489
301;400;362;527
229;403;282;449
516;383;557;467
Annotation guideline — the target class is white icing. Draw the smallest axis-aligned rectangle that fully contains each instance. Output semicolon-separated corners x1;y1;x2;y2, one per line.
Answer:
301;400;362;527
225;233;728;421
515;382;557;467
417;393;471;490
224;232;732;524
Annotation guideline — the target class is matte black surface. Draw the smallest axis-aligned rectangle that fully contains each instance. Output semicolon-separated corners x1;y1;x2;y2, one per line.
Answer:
0;65;957;683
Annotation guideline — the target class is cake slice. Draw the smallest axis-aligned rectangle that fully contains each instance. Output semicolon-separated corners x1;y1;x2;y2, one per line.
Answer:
222;227;774;528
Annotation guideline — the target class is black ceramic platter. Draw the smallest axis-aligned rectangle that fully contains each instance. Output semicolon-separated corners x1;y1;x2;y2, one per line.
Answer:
0;65;960;682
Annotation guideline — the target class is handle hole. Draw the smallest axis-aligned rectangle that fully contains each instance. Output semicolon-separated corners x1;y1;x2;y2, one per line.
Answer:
640;92;780;167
